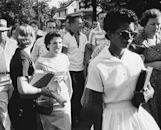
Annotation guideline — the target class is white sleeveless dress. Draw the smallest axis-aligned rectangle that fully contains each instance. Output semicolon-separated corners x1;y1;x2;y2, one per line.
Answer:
35;53;72;130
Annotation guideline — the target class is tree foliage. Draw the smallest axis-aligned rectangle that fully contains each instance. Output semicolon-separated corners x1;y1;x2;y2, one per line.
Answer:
80;0;102;21
50;6;57;17
80;0;92;8
33;0;52;28
0;0;36;26
127;0;161;18
80;0;161;20
0;0;57;27
59;1;67;8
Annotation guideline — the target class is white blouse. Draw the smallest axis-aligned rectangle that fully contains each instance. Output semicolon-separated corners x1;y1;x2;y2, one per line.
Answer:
86;48;145;103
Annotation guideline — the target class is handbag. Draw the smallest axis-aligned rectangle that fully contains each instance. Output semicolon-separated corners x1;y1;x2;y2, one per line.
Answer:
35;91;67;115
36;97;53;115
29;71;54;114
30;71;67;114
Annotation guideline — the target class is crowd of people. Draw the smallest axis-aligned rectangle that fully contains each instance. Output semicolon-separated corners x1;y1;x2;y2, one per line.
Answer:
0;7;161;130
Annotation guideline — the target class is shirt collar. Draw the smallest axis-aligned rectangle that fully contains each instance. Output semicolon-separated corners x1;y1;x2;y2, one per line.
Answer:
69;30;80;36
104;47;128;61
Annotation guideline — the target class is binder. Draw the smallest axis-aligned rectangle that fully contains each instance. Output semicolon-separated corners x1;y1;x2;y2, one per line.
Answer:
132;67;153;108
29;70;66;106
135;67;153;91
29;71;54;88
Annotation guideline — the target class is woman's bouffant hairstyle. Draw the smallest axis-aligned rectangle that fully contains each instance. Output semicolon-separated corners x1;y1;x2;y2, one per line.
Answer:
140;8;161;27
14;24;35;47
44;32;61;50
103;8;138;39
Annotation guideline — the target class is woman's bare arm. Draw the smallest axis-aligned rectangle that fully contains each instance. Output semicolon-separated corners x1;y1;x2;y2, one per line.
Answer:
145;61;161;71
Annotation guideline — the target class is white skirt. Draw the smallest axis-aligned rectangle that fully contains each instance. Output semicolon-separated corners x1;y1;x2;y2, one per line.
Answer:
102;101;160;130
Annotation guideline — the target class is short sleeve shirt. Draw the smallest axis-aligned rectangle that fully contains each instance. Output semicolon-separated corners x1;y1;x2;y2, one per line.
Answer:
10;48;34;91
0;38;17;72
63;32;87;71
86;48;145;103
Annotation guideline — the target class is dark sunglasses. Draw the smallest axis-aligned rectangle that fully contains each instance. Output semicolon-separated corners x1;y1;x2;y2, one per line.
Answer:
119;31;137;40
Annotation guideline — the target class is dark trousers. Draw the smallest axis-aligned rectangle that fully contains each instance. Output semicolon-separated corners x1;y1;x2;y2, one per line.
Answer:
70;71;85;127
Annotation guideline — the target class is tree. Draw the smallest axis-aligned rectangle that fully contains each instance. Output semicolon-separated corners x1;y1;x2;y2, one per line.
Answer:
80;0;161;20
0;0;54;27
0;0;36;26
80;0;102;21
100;0;161;19
59;1;67;8
92;0;97;21
19;0;36;24
80;0;92;9
50;6;57;18
33;0;52;29
0;0;19;26
127;0;161;18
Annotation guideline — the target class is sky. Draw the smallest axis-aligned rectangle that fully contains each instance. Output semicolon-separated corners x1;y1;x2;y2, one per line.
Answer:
47;0;69;8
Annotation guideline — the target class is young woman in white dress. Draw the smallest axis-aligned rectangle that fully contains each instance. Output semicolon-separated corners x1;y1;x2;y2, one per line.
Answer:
81;8;160;130
35;32;72;130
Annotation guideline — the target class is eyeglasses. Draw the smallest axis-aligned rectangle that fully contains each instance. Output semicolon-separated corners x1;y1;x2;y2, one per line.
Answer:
118;30;137;40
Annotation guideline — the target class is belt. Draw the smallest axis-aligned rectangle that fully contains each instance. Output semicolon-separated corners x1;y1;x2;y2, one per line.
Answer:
0;80;10;86
0;72;10;75
104;100;132;109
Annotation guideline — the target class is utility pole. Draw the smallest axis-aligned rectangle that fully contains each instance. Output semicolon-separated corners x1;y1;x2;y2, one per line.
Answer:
92;0;97;21
37;0;40;28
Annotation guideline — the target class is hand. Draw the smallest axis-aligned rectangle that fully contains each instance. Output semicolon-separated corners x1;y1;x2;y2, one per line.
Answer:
142;83;154;102
131;91;145;108
132;83;154;108
81;89;91;108
134;91;145;102
40;88;67;106
50;91;67;106
40;87;53;97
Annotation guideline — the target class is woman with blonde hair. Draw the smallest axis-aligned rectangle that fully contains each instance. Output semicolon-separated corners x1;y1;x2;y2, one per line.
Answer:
8;24;54;130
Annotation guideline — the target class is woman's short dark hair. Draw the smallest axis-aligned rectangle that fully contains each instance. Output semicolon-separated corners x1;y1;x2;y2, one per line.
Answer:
44;32;61;50
140;8;161;27
103;8;138;36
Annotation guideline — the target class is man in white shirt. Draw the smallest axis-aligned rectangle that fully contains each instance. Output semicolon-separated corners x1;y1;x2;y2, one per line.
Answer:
31;19;57;63
0;19;17;130
62;15;87;127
